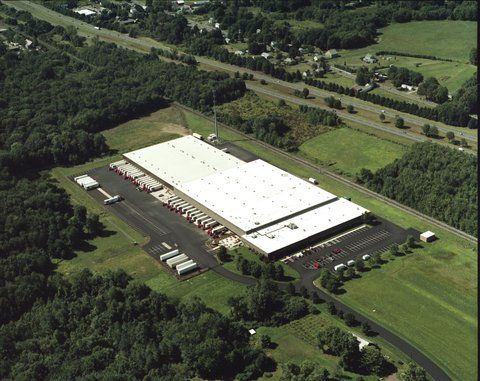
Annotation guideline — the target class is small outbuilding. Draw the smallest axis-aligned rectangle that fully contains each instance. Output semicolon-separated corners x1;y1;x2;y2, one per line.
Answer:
420;231;436;242
324;49;339;59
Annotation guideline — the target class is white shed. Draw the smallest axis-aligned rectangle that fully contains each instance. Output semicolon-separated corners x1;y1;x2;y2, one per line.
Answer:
420;231;436;242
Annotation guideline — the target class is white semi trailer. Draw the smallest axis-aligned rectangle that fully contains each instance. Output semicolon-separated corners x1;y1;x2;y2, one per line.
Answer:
177;261;198;275
166;254;189;268
160;249;179;261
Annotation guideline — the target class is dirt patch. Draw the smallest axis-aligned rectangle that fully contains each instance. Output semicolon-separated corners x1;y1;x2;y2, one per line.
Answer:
162;123;189;136
385;373;401;381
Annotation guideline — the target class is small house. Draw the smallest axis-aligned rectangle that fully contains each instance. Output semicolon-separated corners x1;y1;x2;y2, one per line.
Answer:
284;57;294;65
234;50;244;55
420;231;436;242
214;22;220;29
260;52;271;59
363;53;377;64
324;49;339;59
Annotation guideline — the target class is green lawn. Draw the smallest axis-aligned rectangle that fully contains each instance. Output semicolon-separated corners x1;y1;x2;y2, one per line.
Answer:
298;127;407;176
374;21;477;62
102;105;186;153
146;270;246;315
329;21;477;92
320;237;478;381
223;246;299;282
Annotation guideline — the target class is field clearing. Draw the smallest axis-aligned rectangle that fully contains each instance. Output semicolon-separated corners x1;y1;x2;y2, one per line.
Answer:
258;308;411;380
329;21;477;92
146;271;246;315
298;127;407;176
102;105;187;152
327;236;477;381
373;21;477;62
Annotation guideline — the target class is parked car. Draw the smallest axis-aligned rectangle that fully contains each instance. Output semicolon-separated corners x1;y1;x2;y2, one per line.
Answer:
332;248;342;254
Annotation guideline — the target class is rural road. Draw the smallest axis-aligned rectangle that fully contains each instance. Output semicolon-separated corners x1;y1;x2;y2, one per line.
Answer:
7;1;477;152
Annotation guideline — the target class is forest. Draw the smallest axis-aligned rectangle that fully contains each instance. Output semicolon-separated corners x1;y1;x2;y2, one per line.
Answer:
0;14;269;381
0;270;269;380
0;29;244;171
357;143;478;236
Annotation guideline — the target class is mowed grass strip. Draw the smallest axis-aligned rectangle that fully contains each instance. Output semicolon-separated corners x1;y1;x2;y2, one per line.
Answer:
146;271;246;315
298;127;407;176
373;21;477;62
333;238;477;381
102;105;187;153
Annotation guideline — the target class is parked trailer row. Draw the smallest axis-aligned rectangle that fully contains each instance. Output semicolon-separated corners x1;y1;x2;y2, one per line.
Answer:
74;174;99;190
109;160;126;170
166;254;189;268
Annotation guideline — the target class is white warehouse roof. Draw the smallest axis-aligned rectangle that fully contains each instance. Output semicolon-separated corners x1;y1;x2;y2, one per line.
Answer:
127;136;369;255
242;198;368;254
123;135;243;187
177;160;338;233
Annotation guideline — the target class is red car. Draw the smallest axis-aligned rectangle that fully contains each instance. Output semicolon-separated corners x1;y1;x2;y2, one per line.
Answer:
313;261;319;269
332;248;342;254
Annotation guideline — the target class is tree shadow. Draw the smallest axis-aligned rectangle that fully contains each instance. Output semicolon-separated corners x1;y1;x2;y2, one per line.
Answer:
76;240;97;253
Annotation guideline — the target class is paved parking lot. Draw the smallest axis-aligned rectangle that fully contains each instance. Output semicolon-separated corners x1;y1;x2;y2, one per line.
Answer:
288;221;418;275
87;166;220;274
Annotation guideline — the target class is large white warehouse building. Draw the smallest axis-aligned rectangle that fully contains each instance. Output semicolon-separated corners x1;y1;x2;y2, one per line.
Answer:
124;136;369;258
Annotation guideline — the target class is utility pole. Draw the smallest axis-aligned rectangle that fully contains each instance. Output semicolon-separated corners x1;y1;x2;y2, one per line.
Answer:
213;89;219;142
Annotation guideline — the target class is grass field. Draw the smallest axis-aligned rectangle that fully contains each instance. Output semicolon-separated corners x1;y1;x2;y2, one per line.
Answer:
373;21;477;62
321;237;478;381
329;21;477;92
102;105;187;153
298;127;407;176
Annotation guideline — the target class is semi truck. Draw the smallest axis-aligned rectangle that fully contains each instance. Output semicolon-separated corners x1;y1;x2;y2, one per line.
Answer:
104;195;122;205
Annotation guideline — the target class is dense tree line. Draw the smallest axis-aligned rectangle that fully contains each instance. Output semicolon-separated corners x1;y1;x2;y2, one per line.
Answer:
0;178;100;324
0;270;269;380
228;278;309;325
376;50;455;63
417;77;449;104
236;254;286;280
358;143;477;236
305;76;475;127
387;66;424;87
0;35;244;171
